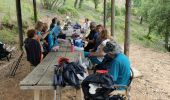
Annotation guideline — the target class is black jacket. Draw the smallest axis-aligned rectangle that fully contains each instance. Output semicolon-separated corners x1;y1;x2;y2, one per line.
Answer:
24;38;41;66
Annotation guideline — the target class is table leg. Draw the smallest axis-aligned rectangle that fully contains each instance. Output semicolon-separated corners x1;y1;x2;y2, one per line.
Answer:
57;86;61;100
54;90;57;100
80;88;84;100
34;90;40;100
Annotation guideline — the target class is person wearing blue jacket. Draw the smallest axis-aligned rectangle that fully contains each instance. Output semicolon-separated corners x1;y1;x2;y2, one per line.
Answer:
103;41;131;87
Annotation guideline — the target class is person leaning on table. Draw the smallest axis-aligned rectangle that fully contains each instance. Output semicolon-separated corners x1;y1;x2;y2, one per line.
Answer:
24;29;43;66
103;41;131;87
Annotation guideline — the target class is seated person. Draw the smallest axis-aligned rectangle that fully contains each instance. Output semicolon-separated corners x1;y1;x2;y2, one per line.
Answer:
81;18;90;34
41;23;50;56
90;24;104;52
103;41;131;87
24;29;43;66
35;21;44;40
50;17;57;30
84;22;97;52
84;29;111;65
52;21;62;38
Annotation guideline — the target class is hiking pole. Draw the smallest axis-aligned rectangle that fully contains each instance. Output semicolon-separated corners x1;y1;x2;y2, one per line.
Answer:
10;51;24;76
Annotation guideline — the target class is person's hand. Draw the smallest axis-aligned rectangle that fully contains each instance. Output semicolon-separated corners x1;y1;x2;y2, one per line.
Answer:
88;52;93;57
89;49;93;52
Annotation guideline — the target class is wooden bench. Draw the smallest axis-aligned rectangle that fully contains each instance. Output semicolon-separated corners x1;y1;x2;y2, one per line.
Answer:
20;41;83;100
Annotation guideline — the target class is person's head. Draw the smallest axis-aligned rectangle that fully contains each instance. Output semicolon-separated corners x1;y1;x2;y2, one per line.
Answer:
57;21;61;26
85;18;89;23
103;41;122;58
42;23;48;32
35;21;44;31
96;24;104;33
27;29;36;39
99;29;110;40
89;22;96;30
52;17;57;24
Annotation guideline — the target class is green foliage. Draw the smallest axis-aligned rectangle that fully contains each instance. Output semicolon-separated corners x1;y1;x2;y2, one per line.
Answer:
148;1;170;34
93;0;101;10
41;0;64;10
2;14;10;25
133;0;142;7
0;28;18;44
58;6;78;16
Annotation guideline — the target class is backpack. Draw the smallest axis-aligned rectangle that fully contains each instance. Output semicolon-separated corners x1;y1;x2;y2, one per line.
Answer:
53;58;85;89
0;42;10;59
81;72;115;100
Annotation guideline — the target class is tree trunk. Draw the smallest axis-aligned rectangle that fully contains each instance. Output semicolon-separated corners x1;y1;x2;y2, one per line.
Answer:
103;0;107;28
147;26;151;38
16;0;23;50
111;0;115;37
63;0;66;5
33;0;37;23
140;16;143;24
124;0;132;57
95;4;98;9
165;33;169;50
74;0;78;8
79;0;83;8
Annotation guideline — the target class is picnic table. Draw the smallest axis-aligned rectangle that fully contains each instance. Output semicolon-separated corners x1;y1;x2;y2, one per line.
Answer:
20;40;84;100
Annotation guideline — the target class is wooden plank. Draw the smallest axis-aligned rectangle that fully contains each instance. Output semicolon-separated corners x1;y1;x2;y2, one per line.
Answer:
20;52;58;86
37;52;65;86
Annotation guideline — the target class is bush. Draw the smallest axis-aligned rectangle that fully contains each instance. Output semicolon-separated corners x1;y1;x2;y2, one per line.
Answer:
2;12;10;25
58;6;78;16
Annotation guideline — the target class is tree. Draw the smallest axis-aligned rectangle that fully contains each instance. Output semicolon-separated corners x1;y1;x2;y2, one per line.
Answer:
79;0;84;8
147;0;170;50
63;0;67;5
93;0;101;9
74;0;78;8
74;0;84;8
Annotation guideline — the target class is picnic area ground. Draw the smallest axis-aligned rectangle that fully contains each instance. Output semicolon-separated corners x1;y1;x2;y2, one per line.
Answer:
0;44;170;100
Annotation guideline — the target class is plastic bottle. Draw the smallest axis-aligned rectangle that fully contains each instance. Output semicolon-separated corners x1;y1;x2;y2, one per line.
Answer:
70;39;74;52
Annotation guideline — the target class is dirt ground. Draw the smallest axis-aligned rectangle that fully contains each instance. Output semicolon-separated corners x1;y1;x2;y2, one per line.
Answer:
0;44;170;100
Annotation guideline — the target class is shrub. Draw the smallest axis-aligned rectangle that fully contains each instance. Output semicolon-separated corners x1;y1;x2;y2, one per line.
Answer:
58;6;78;16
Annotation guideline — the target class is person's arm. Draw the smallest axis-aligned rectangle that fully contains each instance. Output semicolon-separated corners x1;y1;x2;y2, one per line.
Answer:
108;61;119;82
89;45;105;57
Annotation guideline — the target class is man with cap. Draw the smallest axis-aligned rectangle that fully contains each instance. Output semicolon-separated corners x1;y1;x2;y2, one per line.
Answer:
103;41;131;87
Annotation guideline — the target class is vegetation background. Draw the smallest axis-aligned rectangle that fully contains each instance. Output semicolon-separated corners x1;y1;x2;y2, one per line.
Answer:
0;0;169;52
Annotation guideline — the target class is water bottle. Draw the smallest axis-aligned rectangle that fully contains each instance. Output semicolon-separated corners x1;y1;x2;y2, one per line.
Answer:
70;39;74;52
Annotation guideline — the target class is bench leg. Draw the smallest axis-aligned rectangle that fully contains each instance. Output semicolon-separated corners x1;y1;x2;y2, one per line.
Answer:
34;90;40;100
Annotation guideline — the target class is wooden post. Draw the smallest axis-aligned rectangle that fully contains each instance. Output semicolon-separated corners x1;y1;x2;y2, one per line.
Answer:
103;0;107;28
34;90;40;100
111;0;115;37
33;0;38;23
16;0;23;50
124;0;131;57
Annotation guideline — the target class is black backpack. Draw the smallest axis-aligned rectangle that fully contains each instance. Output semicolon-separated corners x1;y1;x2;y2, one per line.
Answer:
81;72;115;100
0;42;10;60
53;61;85;89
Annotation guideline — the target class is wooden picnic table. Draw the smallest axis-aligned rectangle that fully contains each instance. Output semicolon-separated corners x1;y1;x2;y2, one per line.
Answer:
20;41;84;100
